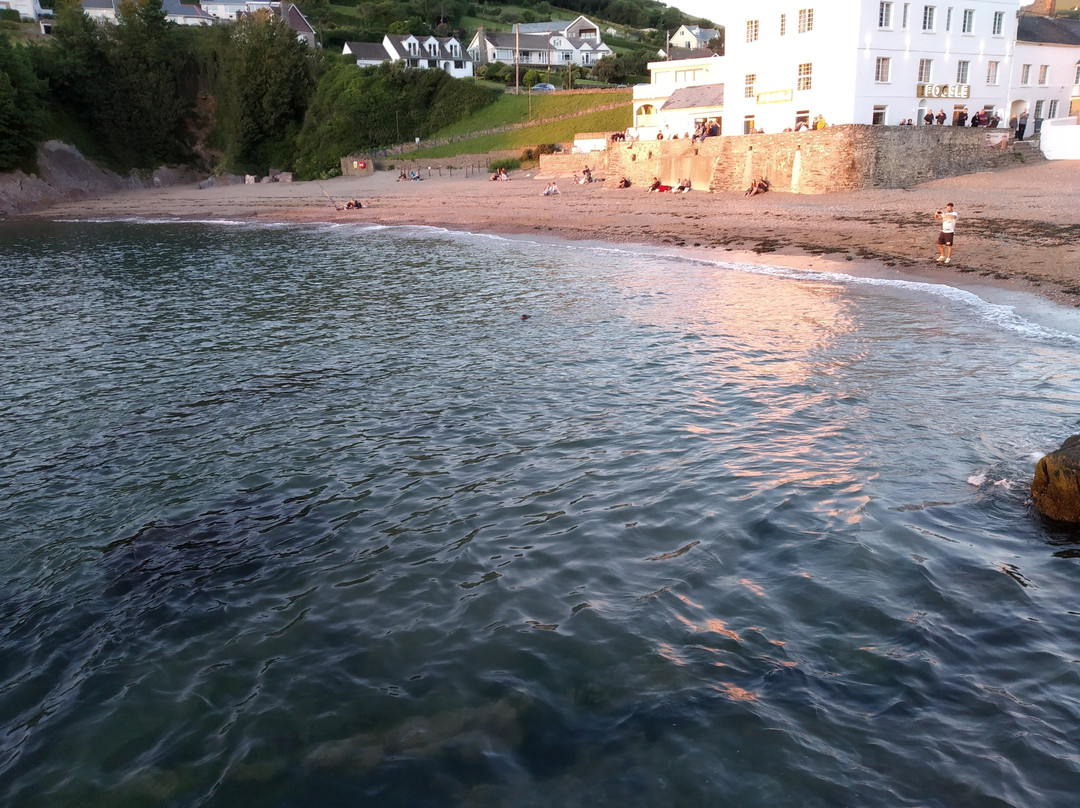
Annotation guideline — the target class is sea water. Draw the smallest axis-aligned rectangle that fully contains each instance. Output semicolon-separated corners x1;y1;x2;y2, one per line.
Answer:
1;219;1079;808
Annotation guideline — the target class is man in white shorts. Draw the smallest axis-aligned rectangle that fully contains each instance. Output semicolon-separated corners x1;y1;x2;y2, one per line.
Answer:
934;203;957;264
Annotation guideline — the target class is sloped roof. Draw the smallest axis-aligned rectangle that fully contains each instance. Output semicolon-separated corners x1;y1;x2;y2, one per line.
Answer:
384;34;472;62
345;41;389;62
663;47;720;61
1017;14;1080;45
686;25;719;40
515;21;568;35
660;84;725;111
162;0;215;20
282;2;314;34
483;32;554;50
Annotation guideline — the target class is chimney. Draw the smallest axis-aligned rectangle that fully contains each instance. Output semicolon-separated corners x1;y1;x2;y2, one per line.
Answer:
476;26;487;64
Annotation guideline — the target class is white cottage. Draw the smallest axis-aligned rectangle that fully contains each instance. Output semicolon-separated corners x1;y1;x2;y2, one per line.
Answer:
468;15;612;69
1;0;43;20
382;34;474;78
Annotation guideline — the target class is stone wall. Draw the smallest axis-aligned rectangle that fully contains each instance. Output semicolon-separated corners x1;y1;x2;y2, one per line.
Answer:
543;125;1029;194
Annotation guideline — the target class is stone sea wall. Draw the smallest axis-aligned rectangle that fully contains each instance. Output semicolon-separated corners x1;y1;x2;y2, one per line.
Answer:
541;125;1029;194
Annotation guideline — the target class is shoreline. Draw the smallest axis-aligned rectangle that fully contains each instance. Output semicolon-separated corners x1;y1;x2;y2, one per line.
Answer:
21;158;1080;309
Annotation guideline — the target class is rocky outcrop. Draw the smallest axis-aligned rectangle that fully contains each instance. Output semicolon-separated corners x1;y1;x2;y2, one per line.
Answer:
1031;435;1080;522
0;141;200;218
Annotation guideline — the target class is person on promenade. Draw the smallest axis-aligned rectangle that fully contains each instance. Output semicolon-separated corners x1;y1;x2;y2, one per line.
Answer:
1017;109;1029;141
934;203;958;264
923;110;934;126
936;109;946;125
957;108;969;127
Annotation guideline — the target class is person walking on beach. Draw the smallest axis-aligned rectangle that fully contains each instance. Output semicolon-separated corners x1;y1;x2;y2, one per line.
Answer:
934;203;957;264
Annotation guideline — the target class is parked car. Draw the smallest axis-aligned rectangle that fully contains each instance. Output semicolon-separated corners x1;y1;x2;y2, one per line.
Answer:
532;83;556;92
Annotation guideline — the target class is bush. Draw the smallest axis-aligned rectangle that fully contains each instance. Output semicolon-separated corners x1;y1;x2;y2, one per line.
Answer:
488;157;520;172
0;9;21;22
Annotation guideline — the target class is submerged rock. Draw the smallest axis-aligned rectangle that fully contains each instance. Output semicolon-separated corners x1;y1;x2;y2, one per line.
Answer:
1031;435;1080;522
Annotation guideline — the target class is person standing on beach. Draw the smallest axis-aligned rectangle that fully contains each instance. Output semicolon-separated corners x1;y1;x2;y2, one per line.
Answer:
934;203;957;264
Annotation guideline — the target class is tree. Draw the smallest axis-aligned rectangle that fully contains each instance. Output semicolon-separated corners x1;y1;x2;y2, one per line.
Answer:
0;34;47;171
590;54;625;84
215;12;320;173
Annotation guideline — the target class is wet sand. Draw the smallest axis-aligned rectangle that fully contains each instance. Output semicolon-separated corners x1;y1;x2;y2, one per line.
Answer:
30;158;1080;307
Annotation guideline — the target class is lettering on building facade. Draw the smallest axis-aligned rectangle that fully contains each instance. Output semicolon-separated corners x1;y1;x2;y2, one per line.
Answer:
916;84;971;99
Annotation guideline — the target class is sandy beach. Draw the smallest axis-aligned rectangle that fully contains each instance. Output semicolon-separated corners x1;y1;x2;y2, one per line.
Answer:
29;158;1080;307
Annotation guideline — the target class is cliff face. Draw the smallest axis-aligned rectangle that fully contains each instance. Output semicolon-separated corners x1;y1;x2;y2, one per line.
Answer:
0;141;198;218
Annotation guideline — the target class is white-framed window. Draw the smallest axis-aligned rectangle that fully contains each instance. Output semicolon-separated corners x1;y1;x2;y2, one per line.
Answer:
962;9;974;33
945;7;952;32
918;59;933;82
799;8;814;33
873;105;887;125
1075;62;1080;85
902;2;910;30
1021;64;1031;85
1049;100;1059;118
986;61;998;85
797;62;813;91
795;109;810;129
956;60;969;83
745;74;756;99
879;1;893;28
875;57;891;83
1038;64;1048;84
781;13;787;35
923;5;936;31
993;11;1004;35
747;19;759;42
1034;100;1044;119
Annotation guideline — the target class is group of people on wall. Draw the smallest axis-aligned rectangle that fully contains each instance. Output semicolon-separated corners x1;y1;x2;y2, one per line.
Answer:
909;107;1030;139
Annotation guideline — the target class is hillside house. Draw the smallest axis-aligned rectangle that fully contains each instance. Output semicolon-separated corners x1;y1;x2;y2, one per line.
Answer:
2;0;43;20
468;15;612;68
669;24;720;50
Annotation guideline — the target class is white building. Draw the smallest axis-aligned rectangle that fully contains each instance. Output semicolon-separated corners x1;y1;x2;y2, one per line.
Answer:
1012;12;1080;131
1;0;43;20
80;0;216;25
633;53;724;136
720;1;1021;133
468;16;613;69
669;24;720;50
382;34;474;79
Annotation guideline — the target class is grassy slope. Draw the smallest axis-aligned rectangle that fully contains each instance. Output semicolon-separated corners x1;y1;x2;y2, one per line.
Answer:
413;92;632;158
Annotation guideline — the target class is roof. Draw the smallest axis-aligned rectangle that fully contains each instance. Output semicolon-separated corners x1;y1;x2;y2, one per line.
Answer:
384;34;472;62
282;2;314;35
345;41;389;62
514;21;569;35
483;32;555;50
161;0;215;20
663;47;720;61
660;84;725;111
685;25;719;40
1017;15;1080;45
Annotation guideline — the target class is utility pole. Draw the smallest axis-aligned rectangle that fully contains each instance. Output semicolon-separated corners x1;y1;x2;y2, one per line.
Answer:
515;24;520;93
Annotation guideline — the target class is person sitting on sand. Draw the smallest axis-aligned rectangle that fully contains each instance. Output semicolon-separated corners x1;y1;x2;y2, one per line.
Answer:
745;177;769;196
676;178;692;194
617;177;631;188
542;182;560;196
647;177;661;192
397;169;407;181
345;199;363;209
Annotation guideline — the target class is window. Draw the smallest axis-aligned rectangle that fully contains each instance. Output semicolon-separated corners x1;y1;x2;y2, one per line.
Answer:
875;57;891;82
799;8;814;33
962;9;974;33
918;59;933;82
745;74;756;99
797;62;813;91
879;1;893;28
946;7;952;32
872;105;887;125
795;110;810;129
743;115;756;135
780;13;787;35
986;61;998;85
1049;100;1058;118
902;3;910;30
923;5;936;31
1034;100;1043;119
746;19;759;42
993;11;1004;35
1038;64;1048;84
1021;64;1031;85
1075;62;1080;85
956;60;969;83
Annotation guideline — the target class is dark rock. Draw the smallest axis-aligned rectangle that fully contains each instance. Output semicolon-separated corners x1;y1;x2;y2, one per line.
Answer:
1031;435;1080;522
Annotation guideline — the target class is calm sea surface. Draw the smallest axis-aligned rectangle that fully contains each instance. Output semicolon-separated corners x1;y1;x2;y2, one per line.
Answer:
2;219;1079;808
